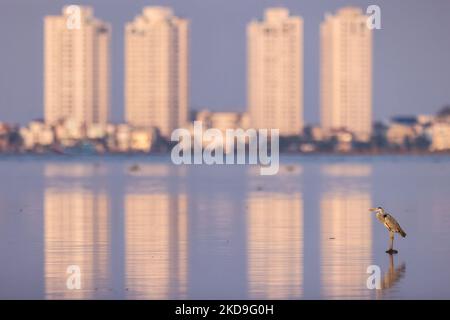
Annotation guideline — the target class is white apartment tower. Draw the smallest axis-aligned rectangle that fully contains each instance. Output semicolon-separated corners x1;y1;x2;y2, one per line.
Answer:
125;7;189;137
247;8;303;136
44;6;110;126
320;7;373;141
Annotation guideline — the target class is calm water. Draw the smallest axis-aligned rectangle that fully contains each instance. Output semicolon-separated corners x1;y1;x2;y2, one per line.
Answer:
1;155;450;299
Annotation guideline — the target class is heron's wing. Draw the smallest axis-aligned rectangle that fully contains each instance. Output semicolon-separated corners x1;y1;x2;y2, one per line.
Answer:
384;214;403;233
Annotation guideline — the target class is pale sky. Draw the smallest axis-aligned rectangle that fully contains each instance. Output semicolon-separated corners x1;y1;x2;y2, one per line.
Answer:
1;0;450;124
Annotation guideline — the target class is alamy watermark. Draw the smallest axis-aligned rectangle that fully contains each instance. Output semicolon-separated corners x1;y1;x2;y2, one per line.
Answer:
366;5;381;30
366;265;381;289
170;121;280;176
65;5;81;30
66;265;81;290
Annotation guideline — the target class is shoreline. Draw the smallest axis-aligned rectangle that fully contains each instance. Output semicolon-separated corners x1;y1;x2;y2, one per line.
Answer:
1;151;450;160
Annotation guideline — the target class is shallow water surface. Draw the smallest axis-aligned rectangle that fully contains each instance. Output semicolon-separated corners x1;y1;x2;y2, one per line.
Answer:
0;156;450;299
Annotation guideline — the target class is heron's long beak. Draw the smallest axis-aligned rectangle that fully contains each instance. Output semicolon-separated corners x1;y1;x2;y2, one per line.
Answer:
368;208;376;212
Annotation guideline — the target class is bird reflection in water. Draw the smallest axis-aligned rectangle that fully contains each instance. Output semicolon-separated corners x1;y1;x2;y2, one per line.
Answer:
376;254;406;299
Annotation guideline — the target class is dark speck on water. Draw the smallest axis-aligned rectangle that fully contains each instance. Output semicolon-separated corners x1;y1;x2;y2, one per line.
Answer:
286;165;295;172
129;164;140;172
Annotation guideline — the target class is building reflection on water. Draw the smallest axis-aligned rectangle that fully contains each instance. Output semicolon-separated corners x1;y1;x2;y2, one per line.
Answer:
43;163;189;299
246;165;303;299
320;164;373;299
123;164;188;299
124;191;188;299
41;161;381;299
44;186;110;299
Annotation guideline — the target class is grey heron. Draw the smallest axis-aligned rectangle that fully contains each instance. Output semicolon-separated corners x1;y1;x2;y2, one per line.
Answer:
369;207;407;254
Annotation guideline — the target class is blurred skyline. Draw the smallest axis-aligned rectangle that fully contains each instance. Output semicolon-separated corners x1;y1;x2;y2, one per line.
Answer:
1;0;450;124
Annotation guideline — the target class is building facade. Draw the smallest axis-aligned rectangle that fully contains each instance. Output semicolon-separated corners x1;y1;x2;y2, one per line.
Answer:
320;7;372;141
125;7;189;138
430;121;450;151
247;8;303;136
44;6;110;126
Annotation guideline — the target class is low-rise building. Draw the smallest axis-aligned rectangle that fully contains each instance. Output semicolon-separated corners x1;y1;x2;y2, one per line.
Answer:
430;121;450;151
0;123;12;151
87;124;107;140
54;119;84;146
386;116;420;146
192;110;247;153
130;128;155;153
334;130;353;153
116;124;132;152
19;120;54;150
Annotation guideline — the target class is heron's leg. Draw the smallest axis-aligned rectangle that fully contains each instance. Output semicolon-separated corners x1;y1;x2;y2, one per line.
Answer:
386;232;398;254
389;232;394;251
